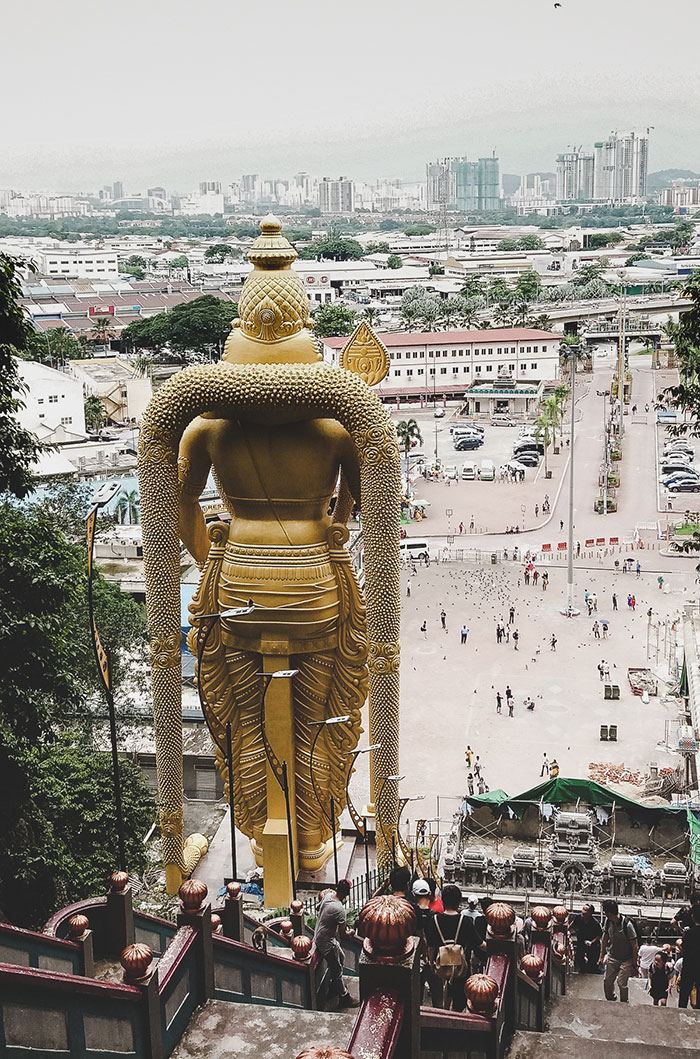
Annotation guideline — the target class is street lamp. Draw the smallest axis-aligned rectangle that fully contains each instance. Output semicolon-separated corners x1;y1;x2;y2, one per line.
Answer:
344;744;381;894
309;715;352;886
258;668;301;900
396;794;425;868
191;604;254;883
376;774;404;868
86;500;126;870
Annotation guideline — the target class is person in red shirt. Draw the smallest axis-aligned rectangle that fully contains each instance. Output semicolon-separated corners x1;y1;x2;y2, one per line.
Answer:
427;877;444;912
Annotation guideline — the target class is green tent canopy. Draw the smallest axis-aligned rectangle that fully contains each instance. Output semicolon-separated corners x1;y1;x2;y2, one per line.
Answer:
461;777;700;863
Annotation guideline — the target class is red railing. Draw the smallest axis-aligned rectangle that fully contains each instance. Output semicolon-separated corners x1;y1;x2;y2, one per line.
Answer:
348;988;405;1058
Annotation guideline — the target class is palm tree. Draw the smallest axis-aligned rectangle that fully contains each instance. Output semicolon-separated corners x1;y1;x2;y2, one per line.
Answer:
439;296;464;331
362;306;381;328
559;335;587;615
84;394;104;433
528;312;553;331
544;393;564;448
512;300;531;327
117;488;140;525
534;411;552;477
91;316;116;348
395;419;423;475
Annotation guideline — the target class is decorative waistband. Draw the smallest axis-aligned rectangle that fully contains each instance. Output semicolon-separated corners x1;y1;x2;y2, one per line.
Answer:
224;542;330;561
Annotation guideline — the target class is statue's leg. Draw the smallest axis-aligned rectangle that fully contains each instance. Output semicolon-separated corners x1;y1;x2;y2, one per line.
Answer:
292;650;336;866
221;648;267;855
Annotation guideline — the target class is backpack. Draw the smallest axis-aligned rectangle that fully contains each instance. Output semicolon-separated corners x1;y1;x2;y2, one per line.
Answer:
434;915;470;981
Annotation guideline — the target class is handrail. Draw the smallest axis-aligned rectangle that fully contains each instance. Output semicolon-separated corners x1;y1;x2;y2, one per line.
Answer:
0;922;81;954
212;932;310;976
44;895;108;937
348;988;404;1059
0;961;141;1001
157;926;196;994
419;1006;493;1033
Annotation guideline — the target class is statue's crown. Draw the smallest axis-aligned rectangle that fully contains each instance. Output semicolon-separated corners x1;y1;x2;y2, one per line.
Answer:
223;215;318;363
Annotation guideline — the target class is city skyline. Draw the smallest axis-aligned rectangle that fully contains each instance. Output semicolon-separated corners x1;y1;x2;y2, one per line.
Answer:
3;0;700;193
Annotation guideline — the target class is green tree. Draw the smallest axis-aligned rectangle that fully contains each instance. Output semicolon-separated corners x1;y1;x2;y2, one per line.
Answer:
364;242;391;255
395;418;423;471
116;488;140;525
204;243;236;263
3;734;154;928
518;235;545;251
167;294;235;358
460;276;485;301
361;306;382;327
84;394;103;433
311;303;357;338
378;219;401;231
572;262;605;288
665;272;700;433
626;253;649;266
298;228;364;261
90;315;116;348
488;277;512;304
512;300;531;326
403;223;436;236
528;312;553;331
497;238;519;251
534;411;552;476
169;255;189;269
22;325;87;366
386;254;403;269
0;253;43;496
439;296;464;330
515;270;541;303
121;312;171;355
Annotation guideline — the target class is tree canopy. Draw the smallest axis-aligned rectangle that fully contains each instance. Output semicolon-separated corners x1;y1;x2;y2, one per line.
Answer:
665;271;700;436
0;492;152;926
121;294;237;360
0;253;43;497
298;235;364;261
311;303;357;338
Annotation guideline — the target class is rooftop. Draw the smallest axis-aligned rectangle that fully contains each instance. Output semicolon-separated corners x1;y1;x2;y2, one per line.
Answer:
323;327;560;348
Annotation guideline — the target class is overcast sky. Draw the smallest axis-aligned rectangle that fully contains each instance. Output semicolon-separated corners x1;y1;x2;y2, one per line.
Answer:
4;0;700;194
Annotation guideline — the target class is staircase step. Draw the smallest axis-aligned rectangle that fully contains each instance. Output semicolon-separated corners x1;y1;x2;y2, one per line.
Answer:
509;1030;697;1059
171;999;356;1059
548;996;700;1051
566;971;651;1005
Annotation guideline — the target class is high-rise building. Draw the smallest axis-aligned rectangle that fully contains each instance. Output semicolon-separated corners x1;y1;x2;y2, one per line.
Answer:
556;149;595;201
319;176;354;214
199;180;222;196
112;181;124;200
593;132;648;203
426;156;502;212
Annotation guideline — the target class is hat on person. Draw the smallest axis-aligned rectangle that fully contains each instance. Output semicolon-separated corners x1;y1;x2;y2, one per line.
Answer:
467;894;480;907
412;879;430;897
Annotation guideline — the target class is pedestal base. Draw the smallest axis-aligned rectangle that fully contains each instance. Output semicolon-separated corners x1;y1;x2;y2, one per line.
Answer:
261;818;294;908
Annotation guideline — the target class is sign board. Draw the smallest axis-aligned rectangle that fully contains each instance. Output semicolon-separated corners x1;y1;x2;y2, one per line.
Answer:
89;305;115;316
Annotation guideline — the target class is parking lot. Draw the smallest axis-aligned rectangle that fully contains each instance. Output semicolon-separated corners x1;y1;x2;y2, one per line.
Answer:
390;405;546;484
656;419;700;514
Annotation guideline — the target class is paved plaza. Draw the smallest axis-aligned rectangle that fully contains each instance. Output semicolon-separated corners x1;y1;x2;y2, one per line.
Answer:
347;354;697;836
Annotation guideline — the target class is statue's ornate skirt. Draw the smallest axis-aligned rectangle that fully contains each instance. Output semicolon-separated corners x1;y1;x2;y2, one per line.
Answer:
218;540;340;653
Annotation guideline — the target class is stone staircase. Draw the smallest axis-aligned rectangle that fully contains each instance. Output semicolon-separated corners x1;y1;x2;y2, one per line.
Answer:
509;972;700;1059
171;1000;356;1059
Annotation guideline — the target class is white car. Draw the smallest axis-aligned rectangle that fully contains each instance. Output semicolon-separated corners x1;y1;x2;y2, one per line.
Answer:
434;408;446;418
444;465;458;480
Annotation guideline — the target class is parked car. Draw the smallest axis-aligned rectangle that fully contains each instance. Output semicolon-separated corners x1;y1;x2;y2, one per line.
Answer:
433;408;446;418
492;415;516;427
668;479;700;492
664;448;694;461
661;463;697;477
444;465;458;479
662;473;699;487
455;436;484;451
513;442;545;456
515;454;539;467
452;424;484;436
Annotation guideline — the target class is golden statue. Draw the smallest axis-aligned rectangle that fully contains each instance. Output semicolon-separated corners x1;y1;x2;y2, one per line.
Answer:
138;217;401;902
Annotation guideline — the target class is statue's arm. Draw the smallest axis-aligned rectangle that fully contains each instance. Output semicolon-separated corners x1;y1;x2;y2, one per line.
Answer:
178;419;213;565
341;430;361;509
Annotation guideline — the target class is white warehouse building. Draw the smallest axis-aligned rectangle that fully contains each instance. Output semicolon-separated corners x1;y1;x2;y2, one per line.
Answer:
322;327;560;408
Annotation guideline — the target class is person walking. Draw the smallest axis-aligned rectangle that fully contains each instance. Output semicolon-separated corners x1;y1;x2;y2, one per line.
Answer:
570;904;603;974
533;569;539;585
508;696;514;717
513;629;519;650
509;605;515;624
441;609;447;631
474;755;481;778
467;773;475;796
678;904;700;1008
612;592;618;611
549;759;559;778
461;625;469;644
598;660;605;681
312;880;359;1008
459;521;464;534
540;753;550;777
496;622;502;644
407;579;412;598
550;634;557;651
496;691;502;714
631;595;636;611
535;504;539;517
542;572;548;591
560;519;564;532
421;621;427;638
505;686;513;712
465;745;474;768
648;951;670;1006
636;561;641;579
587;598;594;617
599;899;639;1003
593;621;600;639
524;567;530;586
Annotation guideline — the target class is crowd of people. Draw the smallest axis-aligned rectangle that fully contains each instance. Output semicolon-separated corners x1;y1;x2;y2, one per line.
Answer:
312;879;700;1011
